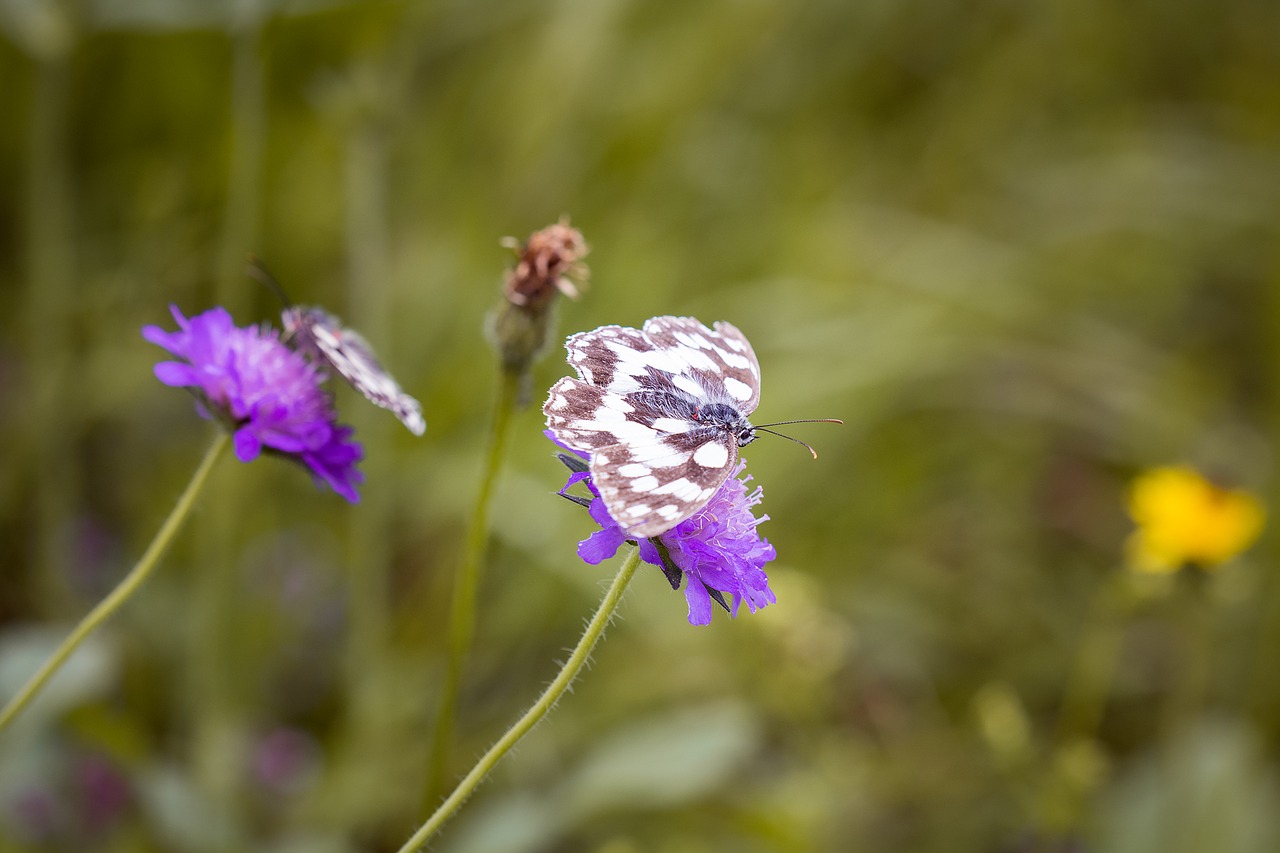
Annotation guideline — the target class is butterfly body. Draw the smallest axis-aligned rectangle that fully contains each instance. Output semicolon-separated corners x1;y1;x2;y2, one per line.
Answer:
544;316;762;538
694;402;758;447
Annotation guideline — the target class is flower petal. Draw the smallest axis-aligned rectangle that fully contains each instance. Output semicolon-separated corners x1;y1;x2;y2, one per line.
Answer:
578;526;627;564
683;580;714;626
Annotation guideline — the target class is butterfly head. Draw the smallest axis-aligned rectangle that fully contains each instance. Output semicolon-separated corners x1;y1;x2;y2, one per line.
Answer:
697;402;758;448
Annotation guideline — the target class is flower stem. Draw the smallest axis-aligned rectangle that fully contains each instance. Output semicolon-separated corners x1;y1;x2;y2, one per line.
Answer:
400;548;642;853
27;44;78;609
423;369;521;811
0;433;229;735
1056;573;1132;743
1161;579;1215;736
215;15;265;310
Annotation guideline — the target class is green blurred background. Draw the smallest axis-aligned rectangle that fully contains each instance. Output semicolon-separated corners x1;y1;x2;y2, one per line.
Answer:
1;1;1279;850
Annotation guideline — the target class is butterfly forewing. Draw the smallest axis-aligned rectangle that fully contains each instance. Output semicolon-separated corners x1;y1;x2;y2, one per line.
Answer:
545;316;763;538
642;316;761;414
283;306;425;436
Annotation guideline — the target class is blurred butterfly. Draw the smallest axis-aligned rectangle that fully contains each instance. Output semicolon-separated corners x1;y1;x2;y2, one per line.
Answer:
249;258;425;436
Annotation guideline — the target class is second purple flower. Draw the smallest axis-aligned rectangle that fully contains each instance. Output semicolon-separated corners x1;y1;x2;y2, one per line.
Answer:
143;305;364;502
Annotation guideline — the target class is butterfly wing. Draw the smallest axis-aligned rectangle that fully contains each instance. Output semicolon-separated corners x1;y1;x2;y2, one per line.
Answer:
285;307;426;436
544;317;760;537
641;316;761;415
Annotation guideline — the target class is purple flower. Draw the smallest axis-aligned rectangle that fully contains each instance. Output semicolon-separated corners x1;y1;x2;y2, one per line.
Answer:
253;727;322;795
76;755;131;833
144;305;363;502
548;431;777;625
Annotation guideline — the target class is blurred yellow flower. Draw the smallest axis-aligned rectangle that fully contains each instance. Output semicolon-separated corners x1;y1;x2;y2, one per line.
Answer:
1126;466;1265;573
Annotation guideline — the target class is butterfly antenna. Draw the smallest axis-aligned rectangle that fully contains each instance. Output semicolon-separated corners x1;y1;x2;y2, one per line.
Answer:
753;418;845;429
752;419;843;460
245;255;293;306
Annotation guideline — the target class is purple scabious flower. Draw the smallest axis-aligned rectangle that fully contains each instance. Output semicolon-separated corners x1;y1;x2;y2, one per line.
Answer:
143;305;363;502
548;431;777;625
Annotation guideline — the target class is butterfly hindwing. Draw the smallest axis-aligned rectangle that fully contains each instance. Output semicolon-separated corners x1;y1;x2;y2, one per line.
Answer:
590;433;737;538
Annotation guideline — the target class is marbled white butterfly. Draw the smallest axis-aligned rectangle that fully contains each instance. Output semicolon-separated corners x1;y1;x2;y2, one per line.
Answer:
248;258;425;436
544;315;837;538
281;306;425;436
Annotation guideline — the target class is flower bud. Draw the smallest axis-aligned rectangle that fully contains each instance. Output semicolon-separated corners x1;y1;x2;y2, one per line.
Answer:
488;219;588;392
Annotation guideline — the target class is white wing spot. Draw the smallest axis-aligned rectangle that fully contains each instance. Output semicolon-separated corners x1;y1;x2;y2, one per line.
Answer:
656;504;681;518
672;375;702;396
654;477;701;501
693;441;729;469
674;331;705;350
672;347;717;371
650;417;691;434
632;444;690;466
723;377;753;401
618;463;651;477
630;475;659;492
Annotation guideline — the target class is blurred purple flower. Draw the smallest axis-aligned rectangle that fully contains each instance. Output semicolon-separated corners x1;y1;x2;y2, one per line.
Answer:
76;755;130;833
8;788;58;842
143;305;363;502
548;431;777;625
253;727;321;795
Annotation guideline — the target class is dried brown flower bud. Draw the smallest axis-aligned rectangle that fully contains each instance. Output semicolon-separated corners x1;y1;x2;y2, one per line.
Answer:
502;217;588;309
489;219;589;396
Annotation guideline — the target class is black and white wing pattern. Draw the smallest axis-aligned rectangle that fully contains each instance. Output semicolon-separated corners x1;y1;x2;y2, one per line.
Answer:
544;315;762;538
282;306;426;436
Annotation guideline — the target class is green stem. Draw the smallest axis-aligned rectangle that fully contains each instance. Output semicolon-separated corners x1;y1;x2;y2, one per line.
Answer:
424;369;521;811
400;548;642;853
1162;579;1215;736
27;47;77;608
1056;573;1132;743
215;17;265;309
341;101;393;731
0;433;229;734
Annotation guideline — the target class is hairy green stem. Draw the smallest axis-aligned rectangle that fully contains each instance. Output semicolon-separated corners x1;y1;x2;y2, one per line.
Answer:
0;433;229;734
423;369;521;811
401;548;642;852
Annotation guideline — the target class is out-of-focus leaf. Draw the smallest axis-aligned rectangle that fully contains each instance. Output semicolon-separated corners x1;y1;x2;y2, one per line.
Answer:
0;627;116;734
441;793;562;853
1097;719;1280;853
443;702;761;853
134;764;242;852
557;700;762;818
260;833;359;853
